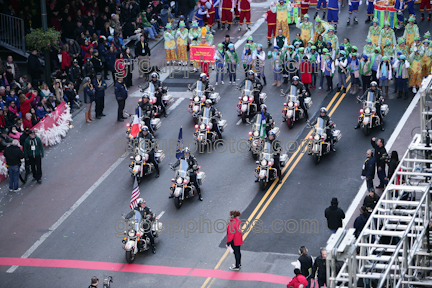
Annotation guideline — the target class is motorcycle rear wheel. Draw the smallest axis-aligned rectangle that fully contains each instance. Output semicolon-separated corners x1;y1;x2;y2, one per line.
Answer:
126;250;135;264
363;125;370;136
174;197;182;209
259;179;267;190
313;154;321;165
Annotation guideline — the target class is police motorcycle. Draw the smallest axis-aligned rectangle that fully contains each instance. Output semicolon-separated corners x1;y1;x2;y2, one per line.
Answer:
125;108;161;152
194;104;227;152
356;92;389;136
129;137;165;183
254;141;288;190
141;81;174;118
281;86;312;129
236;80;267;123
306;115;342;164
169;161;206;209
248;113;279;160
188;79;220;124
121;201;164;263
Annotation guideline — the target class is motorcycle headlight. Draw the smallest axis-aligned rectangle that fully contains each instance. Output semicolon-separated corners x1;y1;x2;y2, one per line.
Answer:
194;96;200;102
294;102;299;107
176;177;183;184
200;123;206;130
144;154;149;161
268;160;274;167
128;230;136;237
243;96;248;101
261;159;267;166
365;107;371;114
314;134;320;141
135;155;142;162
253;131;259;136
288;101;293;107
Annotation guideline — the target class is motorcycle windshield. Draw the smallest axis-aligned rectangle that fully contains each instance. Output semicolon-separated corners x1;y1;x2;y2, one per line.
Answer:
251;114;262;131
315;118;325;135
126;210;142;233
199;108;211;125
196;81;203;98
289;85;298;97
177;160;189;178
286;94;298;103
138;138;149;152
147;83;155;98
365;92;374;108
243;80;252;96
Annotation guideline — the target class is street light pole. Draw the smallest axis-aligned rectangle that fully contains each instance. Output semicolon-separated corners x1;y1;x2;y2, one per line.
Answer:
41;0;51;86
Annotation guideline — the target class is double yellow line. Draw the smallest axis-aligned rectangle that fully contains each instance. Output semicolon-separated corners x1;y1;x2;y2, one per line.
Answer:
201;80;352;288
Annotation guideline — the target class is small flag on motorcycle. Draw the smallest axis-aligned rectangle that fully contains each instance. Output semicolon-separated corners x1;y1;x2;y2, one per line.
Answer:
130;115;140;138
130;177;141;210
176;127;184;159
259;110;266;140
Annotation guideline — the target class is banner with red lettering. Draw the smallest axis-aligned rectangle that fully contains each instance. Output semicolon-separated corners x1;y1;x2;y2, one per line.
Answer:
190;45;215;64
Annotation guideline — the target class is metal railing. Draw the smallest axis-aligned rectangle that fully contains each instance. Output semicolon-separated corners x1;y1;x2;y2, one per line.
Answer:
0;13;26;56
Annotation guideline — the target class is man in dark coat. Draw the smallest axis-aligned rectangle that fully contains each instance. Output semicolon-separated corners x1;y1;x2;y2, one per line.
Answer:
93;73;107;119
4;140;24;192
353;206;369;238
325;197;345;233
19;127;31;183
371;137;388;188
312;248;327;287
362;149;376;190
114;77;128;122
24;130;44;184
27;49;44;87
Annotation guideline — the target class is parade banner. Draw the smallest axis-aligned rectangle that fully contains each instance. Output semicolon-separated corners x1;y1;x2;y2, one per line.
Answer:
190;45;215;64
374;4;398;29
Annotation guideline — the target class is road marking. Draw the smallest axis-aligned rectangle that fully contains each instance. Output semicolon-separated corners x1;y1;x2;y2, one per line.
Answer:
6;152;128;274
0;257;293;284
236;119;242;125
166;98;185;115
343;90;422;227
157;211;165;219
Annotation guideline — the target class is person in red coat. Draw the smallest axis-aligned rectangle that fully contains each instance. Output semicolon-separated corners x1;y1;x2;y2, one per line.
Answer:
221;0;235;30
226;210;243;271
265;2;277;47
20;90;36;117
287;268;309;288
61;45;71;73
237;0;252;31
299;55;312;95
300;0;310;17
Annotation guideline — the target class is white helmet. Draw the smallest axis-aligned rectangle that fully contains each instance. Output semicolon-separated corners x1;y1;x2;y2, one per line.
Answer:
137;198;145;205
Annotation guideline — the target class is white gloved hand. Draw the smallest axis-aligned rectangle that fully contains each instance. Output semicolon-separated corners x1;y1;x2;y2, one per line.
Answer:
238;6;241;12
298;16;301;22
373;0;376;4
348;0;351;6
338;2;341;11
230;8;234;12
361;176;366;180
75;95;79;100
359;0;362;5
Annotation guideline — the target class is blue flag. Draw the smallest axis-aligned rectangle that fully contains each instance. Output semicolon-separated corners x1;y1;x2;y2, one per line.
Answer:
259;110;267;139
176;127;184;159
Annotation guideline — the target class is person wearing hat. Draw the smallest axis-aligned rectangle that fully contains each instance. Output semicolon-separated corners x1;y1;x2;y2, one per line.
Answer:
265;2;277;47
308;46;320;89
353;206;369;238
215;44;226;85
24;130;44;184
323;28;338;55
382;40;395;61
176;21;189;66
420;0;432;21
82;57;95;80
297;47;306;61
220;0;235;30
205;25;214;45
4;139;24;192
252;44;267;86
377;56;392;97
93;73;107;119
393;54;410;99
348;52;360;94
421;39;432;79
325;41;335;60
312;16;326;43
424;31;432;41
225;43;238;84
90;50;104;79
296;14;314;44
189;21;202;46
242;43;253;78
320;48;329;89
366;18;381;46
237;0;252;31
362;38;376;58
268;45;283;86
408;48;422;93
395;37;408;57
0;128;12;153
370;47;382;82
365;0;375;23
378;21;396;51
346;0;361;24
403;17;420;49
276;0;290;39
325;197;345;233
194;0;207;27
115;77;128;122
69;58;83;92
410;36;423;54
246;36;257;53
322;52;335;91
335;50;348;93
164;23;177;65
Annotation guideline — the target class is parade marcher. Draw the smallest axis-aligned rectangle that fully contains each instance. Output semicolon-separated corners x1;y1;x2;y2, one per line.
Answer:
265;2;277;47
300;55;312;95
268;45;283;86
312;249;327;287
407;0;416;18
274;29;288;49
408;48;422;93
403;17;420;49
283;45;299;84
93;73;107;119
220;0;235;30
222;35;233;52
420;0;432;21
315;35;326;54
313;16;328;43
287;269;309;288
83;77;95;123
164;23;177;64
170;147;203;200
139;94;155;134
125;198;156;253
353;206;369;238
315;0;327;20
421;39;432;79
114;77;128;122
396;38;409;58
394;0;406;29
411;36;423;54
138;126;160;178
215;43;225;85
242;43;253;77
367;18;381;46
226;43;238;84
261;129;282;183
323;27;338;53
148;72;167;117
189;21;202;46
309;46;320;88
346;0;361;25
325;197;345;233
24;130;44;184
377;56;392;97
341;38;352;54
252;44;266;86
327;0;340;30
370;47;383;82
292;32;305;48
296;14;314;44
378;21;397;51
295;246;313;288
393;54;410;99
363;38;376;58
365;0;374;23
238;70;263;108
361;149;376;191
323;52;335;91
335;50;348;93
360;54;373;91
348;53;360;94
194;1;207;27
226;210;243;271
276;0;290;39
237;0;252;31
357;81;385;130
246;36;257;52
371;137;389;188
205;26;214;45
176;21;189;66
204;0;216;30
214;0;222;29
382;39;395;60
301;0;311;17
287;76;310;118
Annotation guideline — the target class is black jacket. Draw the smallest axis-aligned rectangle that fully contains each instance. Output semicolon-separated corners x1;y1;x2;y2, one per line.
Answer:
93;78;107;98
387;158;399;180
325;205;345;230
312;255;326;281
3;145;24;166
353;213;369;238
83;84;95;103
298;254;313;278
125;205;154;231
139;101;153;117
114;81;128;101
135;40;151;57
19;132;29;147
69;65;82;83
91;56;104;73
173;155;198;171
267;138;282;158
371;139;388;168
285;82;307;97
27;54;44;76
363;194;379;209
361;156;375;179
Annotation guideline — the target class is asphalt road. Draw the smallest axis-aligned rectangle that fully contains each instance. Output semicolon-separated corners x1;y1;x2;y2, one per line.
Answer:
0;3;429;288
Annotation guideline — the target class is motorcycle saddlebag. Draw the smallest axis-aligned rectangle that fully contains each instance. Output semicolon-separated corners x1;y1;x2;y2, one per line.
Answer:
380;104;389;117
162;94;174;105
270;127;281;138
197;171;206;185
304;97;312;109
151;118;162;130
210;92;221;103
155;150;165;162
259;93;267;103
218;119;227;131
332;130;342;142
279;153;288;167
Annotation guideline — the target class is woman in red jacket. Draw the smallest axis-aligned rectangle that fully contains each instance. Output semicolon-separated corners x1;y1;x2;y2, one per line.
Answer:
61;44;71;73
19;91;36;117
300;55;312;95
226;210;243;271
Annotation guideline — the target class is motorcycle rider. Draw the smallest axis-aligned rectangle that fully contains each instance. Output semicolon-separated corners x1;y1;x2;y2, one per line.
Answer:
199;99;223;139
170;147;203;201
255;130;282;184
260;104;275;134
355;81;385;131
125;198;156;254
146;72;167;118
284;76;309;119
189;73;214;100
138;126;160;178
238;70;263;111
139;93;155;134
310;107;336;152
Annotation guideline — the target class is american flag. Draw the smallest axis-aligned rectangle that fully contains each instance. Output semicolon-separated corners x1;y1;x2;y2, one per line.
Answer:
130;177;140;209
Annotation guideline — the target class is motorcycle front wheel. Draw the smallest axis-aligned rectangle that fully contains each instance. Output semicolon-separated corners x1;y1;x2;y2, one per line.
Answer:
363;125;370;136
286;118;294;129
313;154;321;165
136;176;142;184
126;250;135;264
259;179;267;190
174;197;182;209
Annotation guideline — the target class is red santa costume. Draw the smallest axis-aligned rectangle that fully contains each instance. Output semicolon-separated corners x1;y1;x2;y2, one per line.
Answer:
221;0;235;25
238;0;252;30
203;0;216;27
300;0;310;16
265;2;277;41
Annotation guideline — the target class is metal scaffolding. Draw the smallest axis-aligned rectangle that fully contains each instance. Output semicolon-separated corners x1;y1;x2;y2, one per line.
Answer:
326;76;432;288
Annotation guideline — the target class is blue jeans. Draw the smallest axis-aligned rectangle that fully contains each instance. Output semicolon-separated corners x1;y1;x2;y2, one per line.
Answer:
338;71;347;88
366;178;373;190
377;167;388;187
8;165;19;190
215;61;224;82
396;78;408;92
228;64;236;82
144;26;156;39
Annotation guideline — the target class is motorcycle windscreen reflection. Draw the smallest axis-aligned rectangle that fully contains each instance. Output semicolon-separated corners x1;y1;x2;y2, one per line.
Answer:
252;114;262;131
261;142;273;160
315;118;325;135
244;80;252;96
178;160;189;178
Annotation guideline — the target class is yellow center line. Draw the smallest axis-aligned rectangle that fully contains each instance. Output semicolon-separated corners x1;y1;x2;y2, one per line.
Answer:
201;83;351;288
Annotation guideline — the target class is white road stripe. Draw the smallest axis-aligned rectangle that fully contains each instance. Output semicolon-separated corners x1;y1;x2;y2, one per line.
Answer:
343;92;422;228
166;98;185;114
236;119;242;125
6;152;128;273
157;211;165;219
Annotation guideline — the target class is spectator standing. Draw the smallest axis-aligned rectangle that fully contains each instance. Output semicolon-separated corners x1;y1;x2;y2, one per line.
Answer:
5;56;21;81
19;91;36;117
0;128;13;152
93;73;107;119
363;187;380;209
361;149;376;190
27;49;44;87
114;77;128;122
135;35;151;79
296;246;313;288
287;268;309;288
325;197;345;233
371;137;388;188
386;150;399;181
83;77;95;123
69;59;83;93
353;206;370;238
88;276;98;288
61;45;72;73
24;130;44;184
311;249;327;287
226;210;243;271
106;46;117;81
4;139;24;192
19;127;31;183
